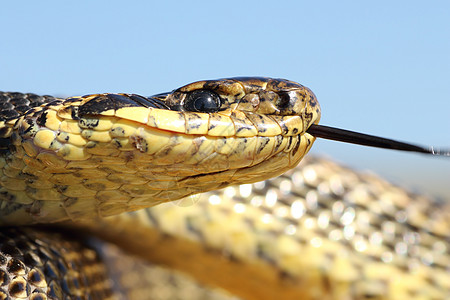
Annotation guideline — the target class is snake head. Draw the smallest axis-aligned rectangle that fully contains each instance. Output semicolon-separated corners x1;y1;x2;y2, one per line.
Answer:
147;77;321;186
4;78;321;223
114;77;320;202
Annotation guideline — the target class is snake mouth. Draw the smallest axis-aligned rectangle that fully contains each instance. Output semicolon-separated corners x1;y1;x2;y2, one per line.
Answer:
123;111;317;172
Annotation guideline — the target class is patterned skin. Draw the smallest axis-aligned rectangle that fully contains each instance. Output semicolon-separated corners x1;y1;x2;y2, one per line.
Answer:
0;78;448;299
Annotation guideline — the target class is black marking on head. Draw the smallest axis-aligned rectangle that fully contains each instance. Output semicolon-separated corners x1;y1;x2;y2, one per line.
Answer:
21;119;37;136
131;136;148;153
78;94;136;116
286;136;293;150
43;99;63;107
85;141;97;149
79;118;99;129
64;97;83;104
256;137;270;154
254;114;267;133
59;133;69;141
150;92;170;100
235;125;253;134
82;131;92;139
276;92;291;110
273;136;284;153
270;79;302;91
36;111;48;127
110;127;126;137
78;94;170;117
113;139;122;148
208;123;217;131
22;109;34;119
303;112;313;127
185;113;204;130
129;95;169;109
292;137;301;155
71;106;80;120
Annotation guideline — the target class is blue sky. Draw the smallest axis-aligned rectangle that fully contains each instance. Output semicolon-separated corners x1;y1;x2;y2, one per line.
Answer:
1;1;449;198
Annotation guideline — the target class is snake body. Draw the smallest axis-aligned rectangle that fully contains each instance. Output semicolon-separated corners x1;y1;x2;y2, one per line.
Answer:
0;78;448;299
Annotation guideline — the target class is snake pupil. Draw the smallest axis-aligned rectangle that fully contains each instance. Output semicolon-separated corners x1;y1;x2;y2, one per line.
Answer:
184;90;221;113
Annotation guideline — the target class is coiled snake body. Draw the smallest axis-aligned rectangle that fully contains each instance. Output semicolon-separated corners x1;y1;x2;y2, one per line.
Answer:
0;78;448;299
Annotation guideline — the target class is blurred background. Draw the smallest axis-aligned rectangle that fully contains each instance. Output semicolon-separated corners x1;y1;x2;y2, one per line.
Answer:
1;1;449;199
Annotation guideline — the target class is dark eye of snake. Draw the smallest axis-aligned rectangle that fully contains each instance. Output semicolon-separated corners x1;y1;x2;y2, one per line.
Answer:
183;90;221;113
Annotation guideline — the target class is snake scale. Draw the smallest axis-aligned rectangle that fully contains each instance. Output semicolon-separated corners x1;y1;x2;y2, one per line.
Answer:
0;77;448;299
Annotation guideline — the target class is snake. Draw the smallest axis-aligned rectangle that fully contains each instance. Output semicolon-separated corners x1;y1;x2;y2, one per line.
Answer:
0;77;448;299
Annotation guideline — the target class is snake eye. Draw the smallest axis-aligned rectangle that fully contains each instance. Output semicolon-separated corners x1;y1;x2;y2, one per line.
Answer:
183;90;221;113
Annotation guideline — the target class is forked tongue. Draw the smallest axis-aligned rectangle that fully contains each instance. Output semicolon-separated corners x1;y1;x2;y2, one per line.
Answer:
307;124;450;156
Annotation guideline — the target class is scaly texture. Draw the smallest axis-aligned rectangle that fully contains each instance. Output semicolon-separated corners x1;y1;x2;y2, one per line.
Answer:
0;227;117;299
0;78;319;225
86;156;450;300
0;78;448;299
2;156;447;299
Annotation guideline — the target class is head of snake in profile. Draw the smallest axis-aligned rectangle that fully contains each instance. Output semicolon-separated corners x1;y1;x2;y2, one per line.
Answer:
66;77;320;199
0;77;320;224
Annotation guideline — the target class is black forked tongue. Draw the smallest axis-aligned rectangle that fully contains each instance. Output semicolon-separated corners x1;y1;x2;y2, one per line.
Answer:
307;124;450;156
